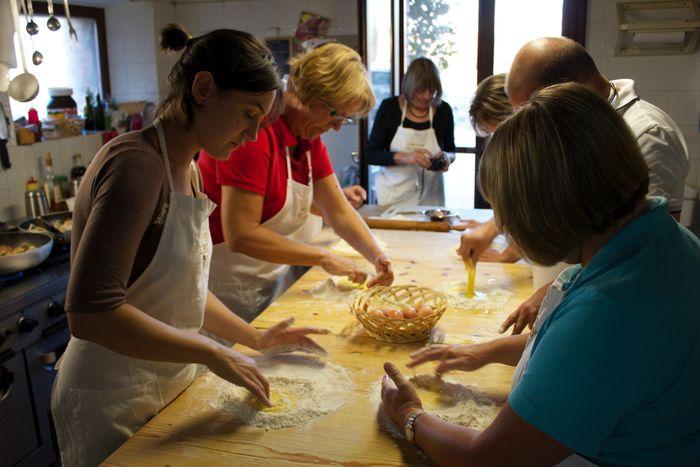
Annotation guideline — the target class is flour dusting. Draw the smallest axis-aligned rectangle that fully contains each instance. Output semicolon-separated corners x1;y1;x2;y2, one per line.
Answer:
306;278;362;305
371;374;504;434
330;235;388;256
205;355;353;429
437;281;512;312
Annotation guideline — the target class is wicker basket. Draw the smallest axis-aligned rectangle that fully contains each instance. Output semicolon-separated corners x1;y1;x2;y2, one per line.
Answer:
351;285;448;343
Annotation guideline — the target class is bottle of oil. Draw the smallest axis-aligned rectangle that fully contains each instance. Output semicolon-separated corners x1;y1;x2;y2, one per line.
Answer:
43;152;56;209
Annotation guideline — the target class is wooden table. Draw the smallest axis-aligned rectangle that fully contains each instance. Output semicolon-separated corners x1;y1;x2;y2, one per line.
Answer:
105;230;534;466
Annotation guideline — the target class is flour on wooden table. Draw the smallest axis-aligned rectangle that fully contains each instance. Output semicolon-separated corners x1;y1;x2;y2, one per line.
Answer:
370;374;504;435
305;278;363;306
330;235;388;256
205;355;354;429
437;281;513;312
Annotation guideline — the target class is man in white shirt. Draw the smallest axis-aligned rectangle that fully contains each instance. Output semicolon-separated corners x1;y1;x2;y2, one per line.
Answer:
461;37;689;334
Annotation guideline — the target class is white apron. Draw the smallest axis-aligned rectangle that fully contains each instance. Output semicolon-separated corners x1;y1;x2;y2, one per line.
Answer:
208;148;315;322
50;119;215;467
512;266;596;467
375;105;444;207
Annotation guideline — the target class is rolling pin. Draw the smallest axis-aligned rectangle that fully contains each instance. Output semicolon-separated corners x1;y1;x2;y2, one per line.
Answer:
363;217;451;232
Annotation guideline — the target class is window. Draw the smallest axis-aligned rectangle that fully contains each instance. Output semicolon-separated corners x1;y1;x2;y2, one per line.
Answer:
8;4;108;121
405;0;479;149
366;0;394;130
362;0;577;208
493;0;564;74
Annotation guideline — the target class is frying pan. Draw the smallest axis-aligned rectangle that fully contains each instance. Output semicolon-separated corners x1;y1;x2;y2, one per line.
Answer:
19;211;72;244
0;232;53;274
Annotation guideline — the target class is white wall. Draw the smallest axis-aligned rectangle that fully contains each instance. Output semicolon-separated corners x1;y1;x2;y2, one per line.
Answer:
105;1;160;104
586;0;700;198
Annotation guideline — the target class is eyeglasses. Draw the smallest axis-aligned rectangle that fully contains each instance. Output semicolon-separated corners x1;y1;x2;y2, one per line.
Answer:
608;81;619;105
326;103;354;125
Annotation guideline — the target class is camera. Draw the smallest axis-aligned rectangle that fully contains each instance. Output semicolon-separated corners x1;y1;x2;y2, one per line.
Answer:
428;153;448;171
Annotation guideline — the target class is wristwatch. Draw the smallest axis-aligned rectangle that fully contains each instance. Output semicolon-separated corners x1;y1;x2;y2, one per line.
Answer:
404;410;425;445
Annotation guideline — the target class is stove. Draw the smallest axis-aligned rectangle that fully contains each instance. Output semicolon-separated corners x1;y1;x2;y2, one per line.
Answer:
0;244;71;466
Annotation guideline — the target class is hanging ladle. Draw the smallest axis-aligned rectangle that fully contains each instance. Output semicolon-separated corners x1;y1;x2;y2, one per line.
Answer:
8;0;40;102
46;0;61;31
24;0;38;35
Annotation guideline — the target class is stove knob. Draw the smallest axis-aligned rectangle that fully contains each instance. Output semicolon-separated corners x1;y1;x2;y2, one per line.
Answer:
17;316;39;334
47;301;65;317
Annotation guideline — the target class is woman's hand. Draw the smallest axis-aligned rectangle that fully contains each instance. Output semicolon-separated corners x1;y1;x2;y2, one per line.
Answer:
499;283;549;334
367;254;394;288
456;220;499;263
451;218;483;231
205;346;272;406
255;317;328;354
479;246;522;263
395;149;432;169
380;362;424;431
342;185;367;208
441;154;451;172
407;343;494;375
319;252;368;283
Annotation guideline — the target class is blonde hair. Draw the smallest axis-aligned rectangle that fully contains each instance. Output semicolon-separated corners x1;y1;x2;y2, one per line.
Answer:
479;82;649;266
470;73;512;134
288;43;375;117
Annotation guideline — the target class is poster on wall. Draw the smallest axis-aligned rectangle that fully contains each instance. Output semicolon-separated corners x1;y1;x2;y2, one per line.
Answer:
294;11;331;54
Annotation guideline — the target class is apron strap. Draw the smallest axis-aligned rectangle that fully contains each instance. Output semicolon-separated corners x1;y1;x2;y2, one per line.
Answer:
284;147;314;186
399;104;408;128
428;105;434;129
305;151;312;185
154;118;175;193
284;147;293;181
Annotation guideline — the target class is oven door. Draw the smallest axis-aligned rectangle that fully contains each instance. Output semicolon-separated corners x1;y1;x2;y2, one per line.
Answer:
0;351;40;466
25;318;70;466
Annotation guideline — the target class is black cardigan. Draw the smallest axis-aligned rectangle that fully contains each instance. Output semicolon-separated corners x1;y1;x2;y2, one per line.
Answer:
366;96;456;166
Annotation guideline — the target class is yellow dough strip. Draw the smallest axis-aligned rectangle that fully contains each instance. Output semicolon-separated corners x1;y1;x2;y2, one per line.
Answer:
463;258;476;298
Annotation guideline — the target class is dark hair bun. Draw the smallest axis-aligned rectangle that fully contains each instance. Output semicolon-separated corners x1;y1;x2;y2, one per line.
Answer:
160;24;190;52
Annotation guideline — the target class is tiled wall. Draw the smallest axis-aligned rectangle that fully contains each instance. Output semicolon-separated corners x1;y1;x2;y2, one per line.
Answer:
171;0;357;43
586;0;700;197
105;1;161;104
0;133;104;222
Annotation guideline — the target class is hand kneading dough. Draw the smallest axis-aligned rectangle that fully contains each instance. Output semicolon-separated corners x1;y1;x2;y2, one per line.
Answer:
337;277;367;291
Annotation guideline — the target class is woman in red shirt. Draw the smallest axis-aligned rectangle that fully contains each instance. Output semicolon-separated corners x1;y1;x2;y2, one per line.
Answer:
199;43;393;322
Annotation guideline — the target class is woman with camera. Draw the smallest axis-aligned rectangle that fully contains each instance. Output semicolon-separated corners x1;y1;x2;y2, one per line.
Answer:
367;57;455;207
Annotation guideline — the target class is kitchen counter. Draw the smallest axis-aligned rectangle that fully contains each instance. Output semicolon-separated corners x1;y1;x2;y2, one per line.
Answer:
105;229;534;466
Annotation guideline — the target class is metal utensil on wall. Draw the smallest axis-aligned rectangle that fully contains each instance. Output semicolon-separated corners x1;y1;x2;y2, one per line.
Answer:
19;0;42;65
8;0;40;102
32;50;43;65
23;0;38;35
63;0;78;41
46;0;61;31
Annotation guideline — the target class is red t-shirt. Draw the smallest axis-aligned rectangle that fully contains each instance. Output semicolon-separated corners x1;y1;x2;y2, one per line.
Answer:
198;117;335;244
